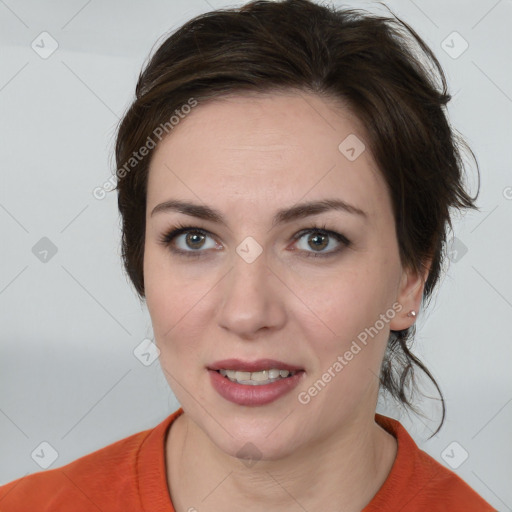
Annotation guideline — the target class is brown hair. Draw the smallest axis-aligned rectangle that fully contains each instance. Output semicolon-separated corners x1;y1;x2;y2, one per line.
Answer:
113;0;480;436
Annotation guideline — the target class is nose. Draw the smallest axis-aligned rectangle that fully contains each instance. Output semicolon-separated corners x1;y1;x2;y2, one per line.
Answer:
216;248;287;339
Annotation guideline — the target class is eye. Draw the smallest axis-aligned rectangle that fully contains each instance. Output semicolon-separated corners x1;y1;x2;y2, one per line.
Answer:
291;224;351;258
158;222;351;259
158;224;219;258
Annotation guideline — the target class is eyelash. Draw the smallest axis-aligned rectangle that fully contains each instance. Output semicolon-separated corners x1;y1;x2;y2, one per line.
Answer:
158;222;351;259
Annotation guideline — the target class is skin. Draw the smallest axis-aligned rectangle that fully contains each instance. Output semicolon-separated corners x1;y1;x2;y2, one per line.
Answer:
143;90;428;512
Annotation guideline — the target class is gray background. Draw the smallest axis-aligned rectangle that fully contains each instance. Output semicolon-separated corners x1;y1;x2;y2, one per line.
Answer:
0;0;511;510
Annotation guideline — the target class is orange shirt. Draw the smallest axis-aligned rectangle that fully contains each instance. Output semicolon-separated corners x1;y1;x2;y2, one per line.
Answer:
0;408;496;511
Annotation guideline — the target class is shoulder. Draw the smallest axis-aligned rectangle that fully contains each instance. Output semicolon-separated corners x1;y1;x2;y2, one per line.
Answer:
411;446;496;510
366;414;497;511
0;413;175;512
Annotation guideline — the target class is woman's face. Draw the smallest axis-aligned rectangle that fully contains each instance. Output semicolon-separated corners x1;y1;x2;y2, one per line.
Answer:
144;91;423;460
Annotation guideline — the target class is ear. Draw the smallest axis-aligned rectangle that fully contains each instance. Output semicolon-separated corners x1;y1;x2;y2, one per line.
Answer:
389;258;431;331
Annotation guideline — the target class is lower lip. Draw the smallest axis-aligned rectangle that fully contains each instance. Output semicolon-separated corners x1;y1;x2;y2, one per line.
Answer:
208;369;305;406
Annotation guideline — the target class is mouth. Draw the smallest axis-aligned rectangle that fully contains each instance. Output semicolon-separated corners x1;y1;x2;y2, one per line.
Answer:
207;358;305;405
215;368;302;386
208;358;304;383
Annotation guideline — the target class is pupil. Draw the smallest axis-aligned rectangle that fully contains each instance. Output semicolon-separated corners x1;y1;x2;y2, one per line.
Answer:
310;233;327;250
187;232;204;248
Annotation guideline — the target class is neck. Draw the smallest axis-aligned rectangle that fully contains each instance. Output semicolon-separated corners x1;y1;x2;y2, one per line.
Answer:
166;409;397;512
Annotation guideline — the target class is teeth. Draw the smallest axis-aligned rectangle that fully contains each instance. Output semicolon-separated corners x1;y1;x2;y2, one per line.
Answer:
250;370;268;382
235;371;251;381
218;368;297;385
268;369;281;379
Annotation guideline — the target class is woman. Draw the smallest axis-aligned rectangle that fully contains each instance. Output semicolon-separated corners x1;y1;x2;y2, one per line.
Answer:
0;0;496;510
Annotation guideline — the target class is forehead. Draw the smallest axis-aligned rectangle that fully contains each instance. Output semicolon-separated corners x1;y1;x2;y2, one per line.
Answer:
146;91;388;221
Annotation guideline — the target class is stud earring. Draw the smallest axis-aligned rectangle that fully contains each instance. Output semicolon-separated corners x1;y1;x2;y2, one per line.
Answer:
407;310;416;318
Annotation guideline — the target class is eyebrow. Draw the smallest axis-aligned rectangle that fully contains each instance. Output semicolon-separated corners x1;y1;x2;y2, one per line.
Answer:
150;198;367;227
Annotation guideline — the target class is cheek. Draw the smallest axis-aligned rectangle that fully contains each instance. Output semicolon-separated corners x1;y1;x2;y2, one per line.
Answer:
144;247;214;358
291;255;398;367
291;265;377;334
144;246;185;342
144;243;189;316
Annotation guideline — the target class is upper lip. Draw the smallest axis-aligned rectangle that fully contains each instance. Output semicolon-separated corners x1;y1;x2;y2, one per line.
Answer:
208;358;304;372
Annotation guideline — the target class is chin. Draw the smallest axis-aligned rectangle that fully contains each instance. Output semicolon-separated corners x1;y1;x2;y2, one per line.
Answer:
199;412;304;463
219;434;298;464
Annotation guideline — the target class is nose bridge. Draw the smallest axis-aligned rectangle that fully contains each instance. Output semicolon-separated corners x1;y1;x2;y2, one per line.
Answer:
216;241;285;335
227;241;270;301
